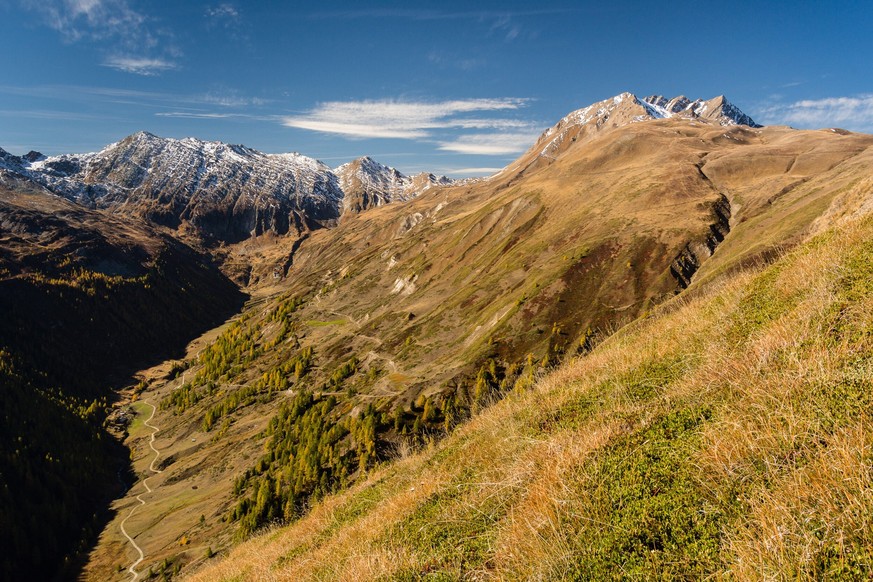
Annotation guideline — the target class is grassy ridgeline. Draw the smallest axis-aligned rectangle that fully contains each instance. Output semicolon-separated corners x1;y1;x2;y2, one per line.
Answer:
189;214;873;580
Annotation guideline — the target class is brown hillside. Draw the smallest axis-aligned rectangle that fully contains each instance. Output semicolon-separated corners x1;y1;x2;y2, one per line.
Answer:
80;112;873;580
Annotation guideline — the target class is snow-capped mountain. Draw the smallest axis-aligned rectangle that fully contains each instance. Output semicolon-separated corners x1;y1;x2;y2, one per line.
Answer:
1;92;759;243
1;133;458;243
334;156;453;215
641;95;760;127
18;132;346;242
534;92;760;159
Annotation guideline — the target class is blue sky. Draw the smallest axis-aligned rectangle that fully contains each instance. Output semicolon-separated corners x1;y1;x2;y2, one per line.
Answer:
1;0;872;177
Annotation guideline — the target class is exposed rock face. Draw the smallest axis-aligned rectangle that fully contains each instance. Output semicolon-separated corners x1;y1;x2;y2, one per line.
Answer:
532;92;761;161
642;94;761;128
670;193;732;288
8;132;346;243
334;156;453;216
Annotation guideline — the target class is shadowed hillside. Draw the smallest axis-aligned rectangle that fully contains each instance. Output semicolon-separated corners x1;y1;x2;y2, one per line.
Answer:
0;175;245;580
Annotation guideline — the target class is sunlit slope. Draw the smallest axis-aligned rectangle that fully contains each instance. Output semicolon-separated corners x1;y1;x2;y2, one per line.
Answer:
279;120;873;393
90;118;873;578
190;203;873;581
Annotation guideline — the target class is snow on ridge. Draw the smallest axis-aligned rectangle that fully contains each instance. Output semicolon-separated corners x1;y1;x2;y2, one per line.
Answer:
334;155;456;212
535;92;760;158
8;132;456;223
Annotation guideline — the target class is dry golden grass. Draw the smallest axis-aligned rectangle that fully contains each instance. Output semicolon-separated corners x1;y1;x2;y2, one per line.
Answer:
187;205;873;580
85;120;873;577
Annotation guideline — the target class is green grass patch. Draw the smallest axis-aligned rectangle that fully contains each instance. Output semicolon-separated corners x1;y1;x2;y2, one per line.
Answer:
728;260;800;342
128;400;152;434
387;467;514;578
537;355;693;435
563;406;733;580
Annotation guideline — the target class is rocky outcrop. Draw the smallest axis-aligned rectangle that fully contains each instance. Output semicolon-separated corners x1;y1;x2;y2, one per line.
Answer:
334;156;453;216
670;193;732;288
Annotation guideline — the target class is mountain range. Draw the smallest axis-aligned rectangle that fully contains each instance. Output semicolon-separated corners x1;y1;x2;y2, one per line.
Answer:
3;92;873;581
0;132;455;244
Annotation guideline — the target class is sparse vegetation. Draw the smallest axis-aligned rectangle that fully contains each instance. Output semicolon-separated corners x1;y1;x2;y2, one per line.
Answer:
229;390;349;536
161;320;259;414
228;358;383;537
188;214;873;581
15;109;869;580
202;346;313;431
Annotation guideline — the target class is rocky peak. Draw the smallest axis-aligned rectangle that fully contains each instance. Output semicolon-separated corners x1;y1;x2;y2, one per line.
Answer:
534;92;761;159
15;132;345;242
642;94;761;127
335;156;454;216
0;147;20;169
11;132;458;242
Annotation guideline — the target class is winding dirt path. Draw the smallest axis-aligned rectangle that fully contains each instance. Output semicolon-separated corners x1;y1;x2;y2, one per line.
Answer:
119;401;163;581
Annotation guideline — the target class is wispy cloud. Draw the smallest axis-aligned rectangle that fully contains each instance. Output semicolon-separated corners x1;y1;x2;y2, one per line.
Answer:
204;2;247;42
0;83;266;111
21;0;179;74
205;3;239;21
490;14;521;41
306;8;575;21
0;108;109;121
102;55;176;75
198;89;266;108
25;0;146;41
284;119;428;140
427;50;485;72
282;98;535;148
443;167;503;176
155;112;239;119
757;94;873;131
307;8;555;43
438;132;539;155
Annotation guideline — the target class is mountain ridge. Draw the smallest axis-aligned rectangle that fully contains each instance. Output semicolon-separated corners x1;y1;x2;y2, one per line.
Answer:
6;91;873;581
523;92;761;168
334;155;455;216
0;133;460;246
0;91;761;249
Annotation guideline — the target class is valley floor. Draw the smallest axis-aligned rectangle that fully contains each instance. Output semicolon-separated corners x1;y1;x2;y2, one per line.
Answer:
81;309;260;581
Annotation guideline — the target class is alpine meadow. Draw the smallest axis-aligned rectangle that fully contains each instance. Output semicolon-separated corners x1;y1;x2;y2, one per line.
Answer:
2;2;873;580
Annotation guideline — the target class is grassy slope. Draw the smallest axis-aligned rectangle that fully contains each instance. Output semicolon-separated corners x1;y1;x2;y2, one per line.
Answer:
188;208;873;580
84;122;873;578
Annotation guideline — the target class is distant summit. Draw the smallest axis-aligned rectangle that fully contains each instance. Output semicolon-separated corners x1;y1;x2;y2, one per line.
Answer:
0;133;455;243
334;156;454;216
641;94;761;128
533;92;761;160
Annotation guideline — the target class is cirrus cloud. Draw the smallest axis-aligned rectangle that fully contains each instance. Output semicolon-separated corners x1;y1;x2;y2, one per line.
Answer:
282;98;541;155
438;132;539;155
21;0;180;75
756;94;873;131
102;55;176;75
